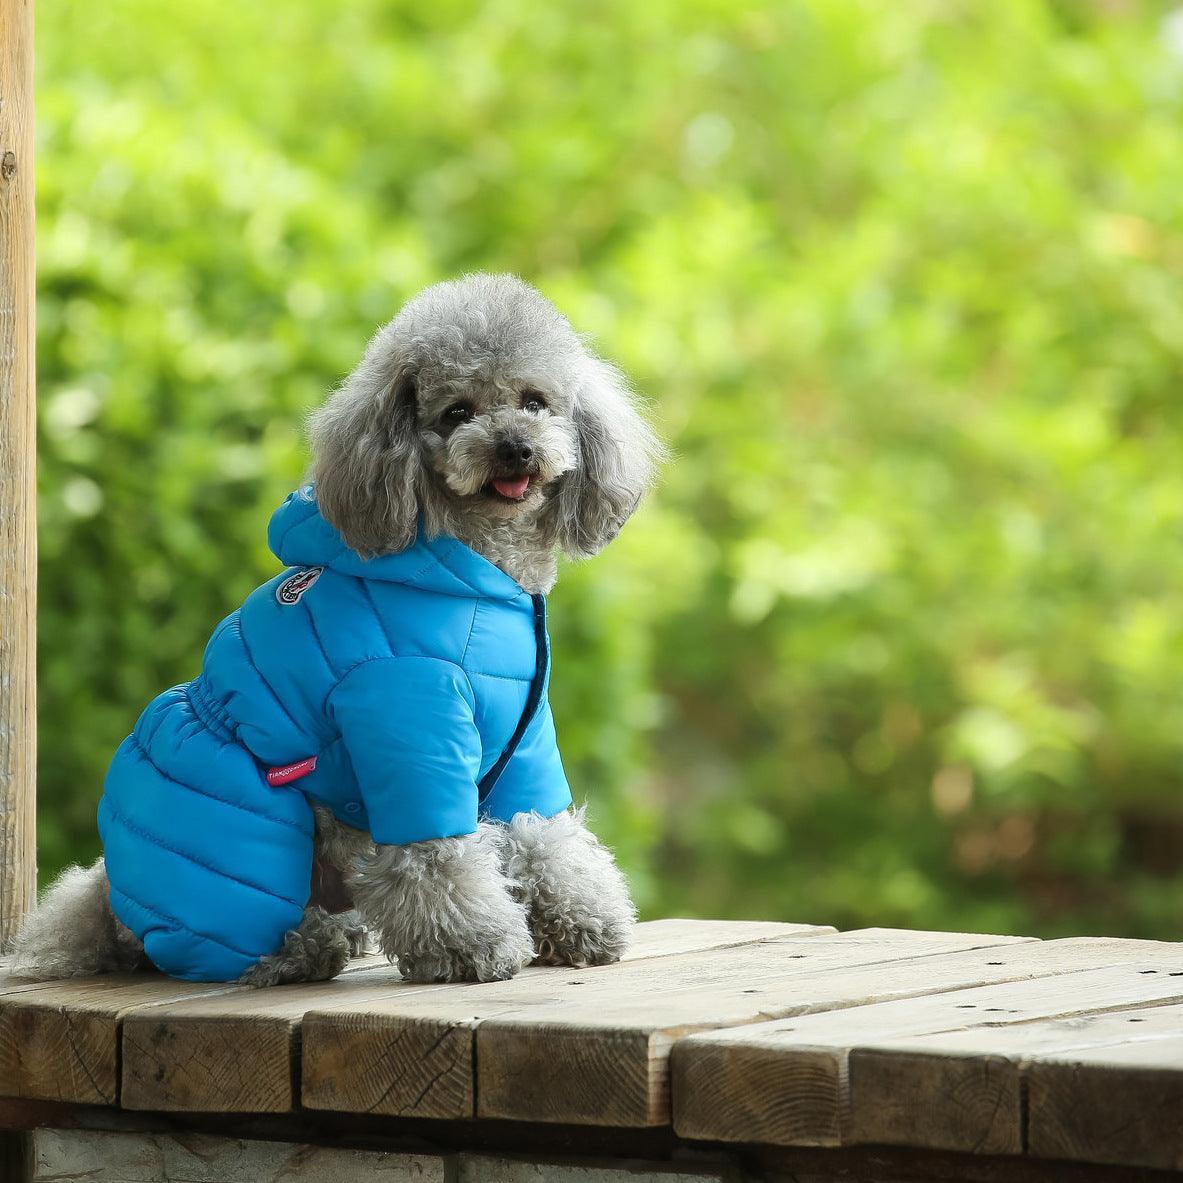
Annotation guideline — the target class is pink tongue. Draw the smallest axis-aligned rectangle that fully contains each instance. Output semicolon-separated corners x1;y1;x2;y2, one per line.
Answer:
492;476;530;499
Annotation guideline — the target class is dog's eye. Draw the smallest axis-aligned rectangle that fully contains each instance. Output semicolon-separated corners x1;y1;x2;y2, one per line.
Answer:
521;391;548;414
442;403;475;426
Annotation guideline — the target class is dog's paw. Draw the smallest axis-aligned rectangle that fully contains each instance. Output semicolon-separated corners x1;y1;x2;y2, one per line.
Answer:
353;829;534;984
499;808;637;969
396;923;534;983
531;908;634;968
240;906;352;988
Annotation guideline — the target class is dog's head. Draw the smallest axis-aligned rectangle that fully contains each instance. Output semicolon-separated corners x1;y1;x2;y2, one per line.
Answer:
309;273;661;558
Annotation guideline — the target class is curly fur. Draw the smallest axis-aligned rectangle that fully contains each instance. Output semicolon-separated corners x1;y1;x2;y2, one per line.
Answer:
14;274;658;986
500;808;636;967
238;906;367;988
312;804;372;875
347;823;534;982
309;272;662;592
8;859;147;979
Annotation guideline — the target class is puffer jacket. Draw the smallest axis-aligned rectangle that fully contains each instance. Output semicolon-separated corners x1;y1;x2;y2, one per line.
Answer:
98;486;572;981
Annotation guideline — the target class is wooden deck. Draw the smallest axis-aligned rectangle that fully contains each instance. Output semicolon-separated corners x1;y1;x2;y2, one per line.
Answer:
3;918;1183;1180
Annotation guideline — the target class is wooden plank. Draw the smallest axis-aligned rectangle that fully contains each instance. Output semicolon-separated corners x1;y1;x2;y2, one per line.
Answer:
301;928;1033;1125
32;1128;448;1181
0;975;77;999
0;0;36;951
0;975;248;1106
473;933;1031;1128
846;997;1183;1156
0;954;83;997
672;956;1183;1150
0;951;393;1108
597;917;833;958
1027;1029;1183;1171
120;962;411;1113
297;920;853;1123
2;923;821;1112
122;918;825;1115
300;1004;478;1121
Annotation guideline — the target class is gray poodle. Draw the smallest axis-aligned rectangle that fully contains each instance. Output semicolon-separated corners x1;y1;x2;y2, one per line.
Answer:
12;274;661;986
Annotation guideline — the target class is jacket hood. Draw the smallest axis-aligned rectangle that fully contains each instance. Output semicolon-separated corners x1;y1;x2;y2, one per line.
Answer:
268;486;529;602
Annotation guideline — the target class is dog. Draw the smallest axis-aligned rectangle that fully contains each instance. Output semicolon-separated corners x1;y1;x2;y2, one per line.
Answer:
12;273;662;986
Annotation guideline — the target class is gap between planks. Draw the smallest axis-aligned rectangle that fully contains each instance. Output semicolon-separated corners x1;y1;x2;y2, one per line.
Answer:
115;918;832;1114
671;945;1183;1171
0;919;822;1112
10;916;1181;1170
299;928;1039;1127
840;995;1183;1171
0;947;413;1109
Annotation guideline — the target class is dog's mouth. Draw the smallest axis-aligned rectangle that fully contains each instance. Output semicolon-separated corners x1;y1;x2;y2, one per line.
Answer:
484;474;534;503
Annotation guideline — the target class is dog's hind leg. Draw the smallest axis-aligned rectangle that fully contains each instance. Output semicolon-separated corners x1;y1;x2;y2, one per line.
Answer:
9;858;148;980
237;904;360;988
238;808;376;988
237;808;375;988
500;807;636;968
309;805;372;959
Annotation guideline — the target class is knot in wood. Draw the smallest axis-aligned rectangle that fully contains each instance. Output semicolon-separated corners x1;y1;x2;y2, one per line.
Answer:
0;151;16;181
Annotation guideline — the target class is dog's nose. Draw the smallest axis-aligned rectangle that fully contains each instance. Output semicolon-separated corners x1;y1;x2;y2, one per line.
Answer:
496;438;534;465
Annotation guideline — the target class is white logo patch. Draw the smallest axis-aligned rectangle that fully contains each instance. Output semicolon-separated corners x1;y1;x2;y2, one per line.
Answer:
276;566;324;605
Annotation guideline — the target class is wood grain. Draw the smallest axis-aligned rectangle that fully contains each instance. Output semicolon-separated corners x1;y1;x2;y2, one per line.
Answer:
0;0;36;950
1027;1028;1183;1171
598;917;834;959
5;916;1182;1182
475;930;1042;1126
119;919;818;1115
0;975;241;1106
846;996;1183;1156
302;928;1032;1126
673;953;1183;1150
301;919;839;1121
119;956;400;1113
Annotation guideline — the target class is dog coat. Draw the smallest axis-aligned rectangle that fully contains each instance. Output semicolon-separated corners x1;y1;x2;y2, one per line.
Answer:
98;486;572;981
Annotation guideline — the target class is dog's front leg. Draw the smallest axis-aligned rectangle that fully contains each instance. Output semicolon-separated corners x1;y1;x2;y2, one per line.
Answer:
501;808;636;967
348;824;533;983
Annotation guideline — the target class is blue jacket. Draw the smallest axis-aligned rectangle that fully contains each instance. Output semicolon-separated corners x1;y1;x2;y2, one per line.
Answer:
98;487;572;981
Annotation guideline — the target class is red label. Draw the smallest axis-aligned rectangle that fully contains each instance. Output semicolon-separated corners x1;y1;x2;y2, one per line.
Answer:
267;756;318;787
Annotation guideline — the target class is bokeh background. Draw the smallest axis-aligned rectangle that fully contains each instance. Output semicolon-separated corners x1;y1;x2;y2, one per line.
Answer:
36;1;1183;937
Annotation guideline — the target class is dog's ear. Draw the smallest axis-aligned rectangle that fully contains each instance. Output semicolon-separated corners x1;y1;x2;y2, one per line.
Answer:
543;356;663;558
308;338;422;556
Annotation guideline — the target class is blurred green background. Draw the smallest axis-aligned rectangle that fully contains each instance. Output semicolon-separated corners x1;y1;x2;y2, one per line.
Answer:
36;0;1183;937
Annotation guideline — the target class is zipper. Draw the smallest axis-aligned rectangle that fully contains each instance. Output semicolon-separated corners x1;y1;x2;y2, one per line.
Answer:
477;594;548;804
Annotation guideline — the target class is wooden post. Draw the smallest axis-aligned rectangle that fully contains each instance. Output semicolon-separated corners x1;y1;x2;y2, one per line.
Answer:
0;0;36;948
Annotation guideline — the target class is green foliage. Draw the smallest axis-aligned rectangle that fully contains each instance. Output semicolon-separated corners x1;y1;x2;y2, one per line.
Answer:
37;0;1183;936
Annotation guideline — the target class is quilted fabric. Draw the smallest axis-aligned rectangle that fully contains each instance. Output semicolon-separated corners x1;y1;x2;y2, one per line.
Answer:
98;486;572;981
